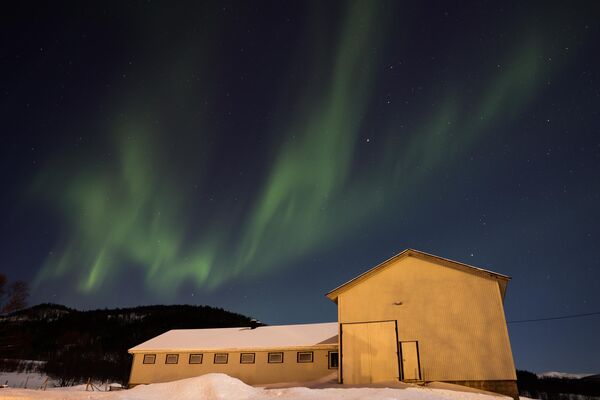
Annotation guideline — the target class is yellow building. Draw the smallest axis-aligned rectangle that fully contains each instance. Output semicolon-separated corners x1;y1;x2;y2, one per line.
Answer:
128;322;339;386
128;249;518;398
327;249;518;399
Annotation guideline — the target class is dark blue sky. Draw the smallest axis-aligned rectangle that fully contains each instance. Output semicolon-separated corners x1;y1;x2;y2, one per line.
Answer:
1;1;599;374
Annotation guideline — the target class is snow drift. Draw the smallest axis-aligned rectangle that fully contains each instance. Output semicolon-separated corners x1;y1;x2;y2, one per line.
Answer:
0;373;510;400
123;374;258;400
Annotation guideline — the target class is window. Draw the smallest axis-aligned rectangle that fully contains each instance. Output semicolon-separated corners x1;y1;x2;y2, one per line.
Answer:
328;351;338;369
268;352;283;363
143;354;156;364
214;353;228;364
189;354;203;364
297;351;313;363
240;353;255;364
165;354;179;364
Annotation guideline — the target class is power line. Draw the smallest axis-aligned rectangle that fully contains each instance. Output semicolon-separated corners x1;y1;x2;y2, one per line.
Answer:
507;311;600;324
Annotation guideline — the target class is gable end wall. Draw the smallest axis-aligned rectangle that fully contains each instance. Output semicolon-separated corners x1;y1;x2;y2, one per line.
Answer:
337;256;516;382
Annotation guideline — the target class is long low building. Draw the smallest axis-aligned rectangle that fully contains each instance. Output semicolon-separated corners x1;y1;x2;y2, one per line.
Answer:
128;249;518;399
128;322;339;385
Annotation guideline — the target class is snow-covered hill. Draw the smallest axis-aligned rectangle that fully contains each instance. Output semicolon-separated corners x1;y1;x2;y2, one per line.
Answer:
537;371;594;379
0;373;510;400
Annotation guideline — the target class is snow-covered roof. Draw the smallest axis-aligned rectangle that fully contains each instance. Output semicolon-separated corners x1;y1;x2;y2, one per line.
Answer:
129;322;338;353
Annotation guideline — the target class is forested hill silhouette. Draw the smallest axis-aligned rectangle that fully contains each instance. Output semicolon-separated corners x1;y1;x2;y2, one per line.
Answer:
0;303;254;384
516;370;600;399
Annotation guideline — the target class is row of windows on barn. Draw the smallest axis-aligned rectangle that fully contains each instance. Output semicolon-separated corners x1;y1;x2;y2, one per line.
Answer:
142;351;339;369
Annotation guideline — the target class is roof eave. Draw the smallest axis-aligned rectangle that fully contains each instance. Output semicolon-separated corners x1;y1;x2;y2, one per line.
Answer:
325;248;511;301
128;343;339;354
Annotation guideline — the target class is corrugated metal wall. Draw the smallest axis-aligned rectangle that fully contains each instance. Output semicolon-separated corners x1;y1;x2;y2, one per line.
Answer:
338;256;516;381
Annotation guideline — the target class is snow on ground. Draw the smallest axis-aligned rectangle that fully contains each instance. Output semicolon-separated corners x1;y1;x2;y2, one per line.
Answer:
0;373;511;400
0;371;53;389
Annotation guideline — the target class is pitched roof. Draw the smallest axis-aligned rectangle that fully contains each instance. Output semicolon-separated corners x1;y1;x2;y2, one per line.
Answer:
326;248;511;303
128;322;338;353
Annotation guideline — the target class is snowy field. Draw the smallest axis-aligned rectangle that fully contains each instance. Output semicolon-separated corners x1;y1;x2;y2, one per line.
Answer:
0;371;50;389
0;373;513;400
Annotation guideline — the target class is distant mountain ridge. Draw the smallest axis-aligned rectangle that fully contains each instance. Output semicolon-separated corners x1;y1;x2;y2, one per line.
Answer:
0;303;254;384
1;303;72;321
537;371;595;379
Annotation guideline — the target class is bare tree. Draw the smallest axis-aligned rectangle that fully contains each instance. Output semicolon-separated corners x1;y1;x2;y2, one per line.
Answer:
0;273;29;313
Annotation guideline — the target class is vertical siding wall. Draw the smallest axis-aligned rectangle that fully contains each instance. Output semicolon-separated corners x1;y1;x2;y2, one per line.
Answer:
129;348;335;385
338;257;516;382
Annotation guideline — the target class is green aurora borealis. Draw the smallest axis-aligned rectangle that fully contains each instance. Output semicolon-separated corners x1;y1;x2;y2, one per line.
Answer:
30;2;551;296
5;0;600;373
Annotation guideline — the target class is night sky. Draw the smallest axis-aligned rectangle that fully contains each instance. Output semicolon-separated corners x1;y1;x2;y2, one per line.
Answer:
2;1;599;374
